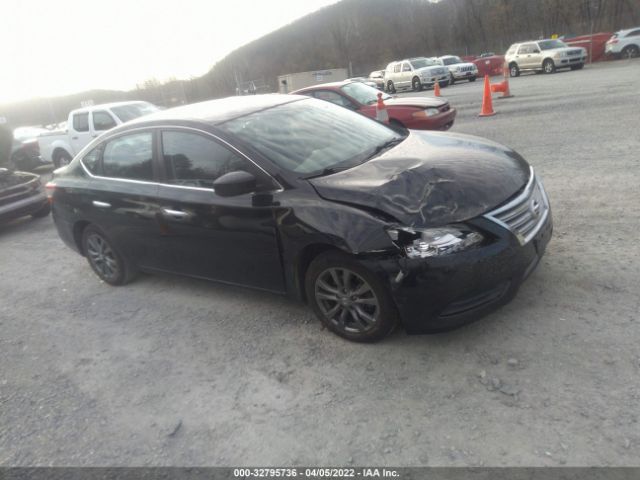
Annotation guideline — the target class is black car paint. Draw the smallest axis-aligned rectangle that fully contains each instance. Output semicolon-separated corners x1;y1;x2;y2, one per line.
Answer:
51;96;551;333
0;169;49;223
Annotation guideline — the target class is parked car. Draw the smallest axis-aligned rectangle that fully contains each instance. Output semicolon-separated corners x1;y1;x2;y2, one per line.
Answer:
605;27;640;58
432;55;479;83
49;95;552;342
347;77;378;89
505;39;587;76
0;168;50;223
384;58;449;92
368;70;385;90
472;54;506;77
38;101;158;168
9;127;51;171
292;80;456;131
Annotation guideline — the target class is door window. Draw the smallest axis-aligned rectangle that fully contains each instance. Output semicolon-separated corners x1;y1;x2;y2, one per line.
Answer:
81;145;102;175
93;111;117;131
402;62;412;72
102;132;153;181
162;131;253;190
72;113;89;132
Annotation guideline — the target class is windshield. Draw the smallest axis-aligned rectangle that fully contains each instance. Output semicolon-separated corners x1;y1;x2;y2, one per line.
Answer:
409;58;436;69
110;102;159;123
538;39;568;50
219;98;403;176
341;82;391;105
442;56;463;65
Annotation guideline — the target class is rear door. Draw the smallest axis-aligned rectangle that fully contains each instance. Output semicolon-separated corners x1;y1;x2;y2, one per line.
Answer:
69;112;92;154
84;130;162;267
399;62;412;88
151;129;285;292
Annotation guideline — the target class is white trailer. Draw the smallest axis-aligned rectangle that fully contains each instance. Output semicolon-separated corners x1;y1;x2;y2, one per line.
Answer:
277;68;348;93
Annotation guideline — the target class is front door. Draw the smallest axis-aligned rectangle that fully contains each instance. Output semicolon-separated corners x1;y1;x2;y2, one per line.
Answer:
151;129;285;293
69;112;93;155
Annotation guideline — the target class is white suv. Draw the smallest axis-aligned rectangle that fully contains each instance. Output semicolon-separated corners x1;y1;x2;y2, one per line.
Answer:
505;39;587;76
433;55;478;84
384;57;449;93
605;27;640;58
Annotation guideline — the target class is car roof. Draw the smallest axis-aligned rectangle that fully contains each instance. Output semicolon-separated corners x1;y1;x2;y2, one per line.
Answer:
71;101;150;114
127;94;305;126
617;27;640;35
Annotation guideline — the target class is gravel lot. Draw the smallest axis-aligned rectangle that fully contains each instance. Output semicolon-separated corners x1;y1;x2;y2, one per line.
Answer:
1;60;639;467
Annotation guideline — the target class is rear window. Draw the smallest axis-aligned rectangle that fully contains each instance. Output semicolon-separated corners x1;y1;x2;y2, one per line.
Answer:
72;113;89;132
110;102;158;123
102;132;153;181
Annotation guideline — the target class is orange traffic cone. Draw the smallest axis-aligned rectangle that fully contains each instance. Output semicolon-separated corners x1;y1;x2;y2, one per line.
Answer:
434;81;441;97
490;63;514;99
376;92;389;124
479;75;496;117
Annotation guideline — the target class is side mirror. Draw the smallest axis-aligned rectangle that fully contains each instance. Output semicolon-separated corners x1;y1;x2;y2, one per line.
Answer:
213;170;257;197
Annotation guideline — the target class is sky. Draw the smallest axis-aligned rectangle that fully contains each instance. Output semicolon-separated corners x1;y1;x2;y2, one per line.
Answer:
0;0;340;104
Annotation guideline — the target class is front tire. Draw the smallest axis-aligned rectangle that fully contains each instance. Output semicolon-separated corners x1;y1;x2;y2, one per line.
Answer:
82;225;136;286
469;76;477;82
31;203;51;218
53;150;72;169
570;63;584;70
622;45;639;59
386;81;396;94
305;251;398;343
543;59;556;74
412;77;423;91
449;73;456;85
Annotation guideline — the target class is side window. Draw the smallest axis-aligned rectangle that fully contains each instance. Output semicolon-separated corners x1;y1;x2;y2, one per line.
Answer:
81;145;102;175
92;111;117;131
402;62;412;72
518;44;531;54
313;90;355;109
72;113;89;132
162;131;253;190
627;29;640;37
102;132;153;181
393;64;401;73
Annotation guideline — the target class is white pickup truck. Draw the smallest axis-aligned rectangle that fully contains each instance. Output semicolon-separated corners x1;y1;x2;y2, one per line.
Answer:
39;101;158;167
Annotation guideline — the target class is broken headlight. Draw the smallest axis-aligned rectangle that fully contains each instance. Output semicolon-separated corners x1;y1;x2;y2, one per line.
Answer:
387;225;484;258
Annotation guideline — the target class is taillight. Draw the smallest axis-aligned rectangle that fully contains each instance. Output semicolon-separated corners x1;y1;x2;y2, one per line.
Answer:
45;181;56;204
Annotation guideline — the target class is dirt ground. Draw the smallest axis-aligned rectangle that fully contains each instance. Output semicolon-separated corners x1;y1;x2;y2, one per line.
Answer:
1;60;639;467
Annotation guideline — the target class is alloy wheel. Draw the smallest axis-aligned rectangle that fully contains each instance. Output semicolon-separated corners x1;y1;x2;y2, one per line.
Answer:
86;233;119;281
314;267;379;334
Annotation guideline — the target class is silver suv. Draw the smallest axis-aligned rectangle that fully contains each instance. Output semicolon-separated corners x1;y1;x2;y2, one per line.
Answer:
384;57;449;93
505;39;587;76
433;55;478;84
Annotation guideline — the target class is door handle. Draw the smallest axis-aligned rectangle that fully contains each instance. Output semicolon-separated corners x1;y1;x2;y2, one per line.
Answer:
92;135;98;138
92;200;111;208
72;136;78;140
162;208;190;218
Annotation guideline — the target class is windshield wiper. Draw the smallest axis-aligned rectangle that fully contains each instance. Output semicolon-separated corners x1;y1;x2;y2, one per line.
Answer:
304;164;357;179
368;137;404;158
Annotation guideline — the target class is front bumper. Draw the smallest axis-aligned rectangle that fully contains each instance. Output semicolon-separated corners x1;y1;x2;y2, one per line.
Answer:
363;213;552;334
0;191;48;223
421;74;450;87
452;70;478;80
558;55;586;65
403;107;457;131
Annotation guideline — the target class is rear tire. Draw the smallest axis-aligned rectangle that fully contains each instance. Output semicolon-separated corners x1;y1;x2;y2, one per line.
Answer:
509;63;520;77
305;251;398;343
81;225;136;286
53;150;72;169
543;59;556;74
412;77;423;91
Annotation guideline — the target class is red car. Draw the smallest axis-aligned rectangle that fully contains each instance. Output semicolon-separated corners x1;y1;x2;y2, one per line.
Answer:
292;80;456;131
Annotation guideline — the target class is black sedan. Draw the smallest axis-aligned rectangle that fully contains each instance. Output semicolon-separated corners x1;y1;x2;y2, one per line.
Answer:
49;95;552;342
0;168;50;223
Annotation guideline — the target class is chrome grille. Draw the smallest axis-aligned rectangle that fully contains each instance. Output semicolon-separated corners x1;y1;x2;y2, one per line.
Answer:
567;49;582;55
433;68;445;75
484;167;550;245
460;65;475;72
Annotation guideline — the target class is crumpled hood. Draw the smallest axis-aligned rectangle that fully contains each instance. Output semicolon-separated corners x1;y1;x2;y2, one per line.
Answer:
384;96;446;108
309;131;531;228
